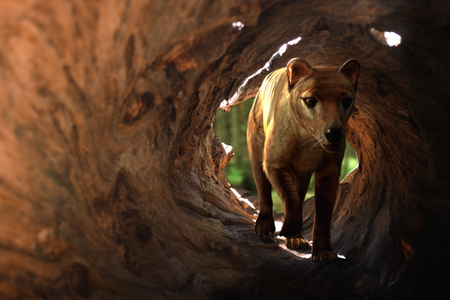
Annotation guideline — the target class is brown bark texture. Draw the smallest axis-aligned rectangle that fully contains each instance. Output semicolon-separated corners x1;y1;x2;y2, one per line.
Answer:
0;0;449;299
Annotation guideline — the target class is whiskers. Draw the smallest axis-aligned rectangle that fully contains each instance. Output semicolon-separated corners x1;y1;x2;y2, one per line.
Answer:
301;135;321;151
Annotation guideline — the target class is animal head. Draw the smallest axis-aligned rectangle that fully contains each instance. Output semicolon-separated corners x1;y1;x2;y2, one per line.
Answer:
286;58;361;153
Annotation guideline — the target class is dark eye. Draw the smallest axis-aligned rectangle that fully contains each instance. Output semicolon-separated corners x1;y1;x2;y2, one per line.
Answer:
342;98;353;109
302;98;317;108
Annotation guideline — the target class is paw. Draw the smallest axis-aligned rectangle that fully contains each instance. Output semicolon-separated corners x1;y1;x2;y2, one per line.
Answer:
254;213;275;237
286;235;309;249
312;250;338;262
279;214;302;237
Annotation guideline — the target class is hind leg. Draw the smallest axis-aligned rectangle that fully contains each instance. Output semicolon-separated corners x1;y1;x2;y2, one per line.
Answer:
264;167;309;241
286;234;309;249
272;171;311;248
284;172;311;248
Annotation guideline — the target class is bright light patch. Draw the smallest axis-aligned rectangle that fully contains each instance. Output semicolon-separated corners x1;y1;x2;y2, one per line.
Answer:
278;43;288;56
230;188;256;209
220;36;302;111
277;37;302;56
275;221;283;232
287;36;302;45
369;28;402;48
230;187;241;198
232;21;245;31
384;31;402;47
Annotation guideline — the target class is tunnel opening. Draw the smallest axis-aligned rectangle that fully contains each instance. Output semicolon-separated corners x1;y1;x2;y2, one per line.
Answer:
207;13;447;295
214;98;358;213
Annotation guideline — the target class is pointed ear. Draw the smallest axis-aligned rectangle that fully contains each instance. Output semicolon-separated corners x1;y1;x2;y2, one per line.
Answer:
338;59;361;87
286;58;312;88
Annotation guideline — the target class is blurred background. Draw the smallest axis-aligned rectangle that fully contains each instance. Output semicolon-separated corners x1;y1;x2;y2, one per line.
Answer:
214;97;358;212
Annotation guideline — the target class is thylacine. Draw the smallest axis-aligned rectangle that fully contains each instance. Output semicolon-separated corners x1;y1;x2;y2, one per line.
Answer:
247;58;360;261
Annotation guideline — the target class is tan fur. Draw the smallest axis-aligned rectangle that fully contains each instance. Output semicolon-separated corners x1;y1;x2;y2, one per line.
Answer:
247;58;361;261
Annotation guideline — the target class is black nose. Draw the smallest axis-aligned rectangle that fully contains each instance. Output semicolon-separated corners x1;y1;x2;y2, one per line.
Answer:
325;127;344;143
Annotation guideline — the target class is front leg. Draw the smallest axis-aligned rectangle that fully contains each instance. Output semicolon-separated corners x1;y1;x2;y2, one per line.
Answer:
265;166;304;240
312;170;339;262
248;122;275;238
253;165;275;238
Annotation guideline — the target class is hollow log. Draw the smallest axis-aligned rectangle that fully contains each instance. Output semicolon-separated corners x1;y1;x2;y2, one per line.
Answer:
0;0;449;299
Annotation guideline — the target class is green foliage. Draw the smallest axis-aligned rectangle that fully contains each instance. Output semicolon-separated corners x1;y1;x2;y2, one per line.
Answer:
225;165;244;186
214;97;256;192
214;98;358;213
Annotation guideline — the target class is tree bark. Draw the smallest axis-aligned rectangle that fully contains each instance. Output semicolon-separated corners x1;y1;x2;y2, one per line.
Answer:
0;0;449;299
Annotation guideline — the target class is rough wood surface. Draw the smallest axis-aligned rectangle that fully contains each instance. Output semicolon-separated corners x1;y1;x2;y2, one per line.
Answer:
0;0;449;299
